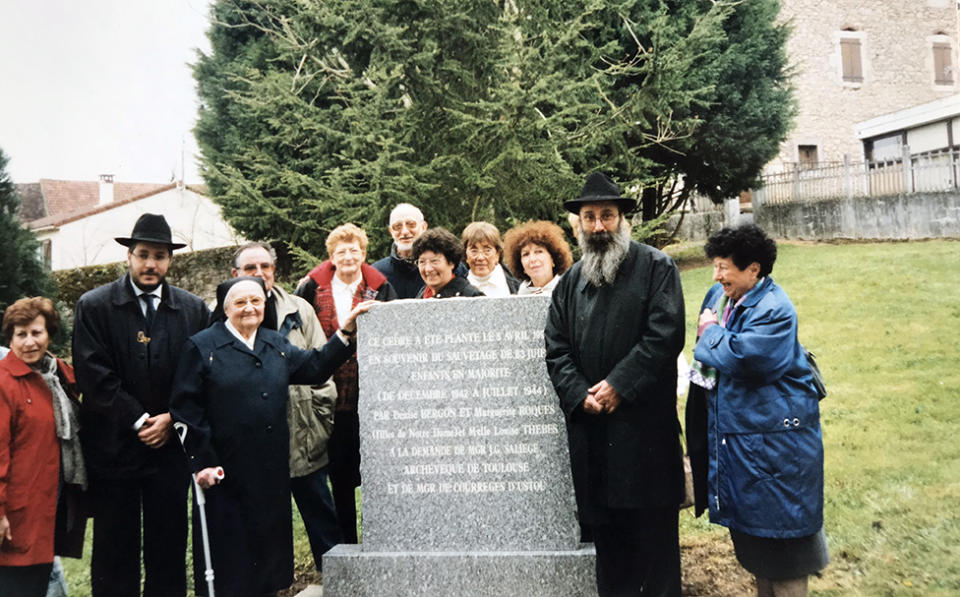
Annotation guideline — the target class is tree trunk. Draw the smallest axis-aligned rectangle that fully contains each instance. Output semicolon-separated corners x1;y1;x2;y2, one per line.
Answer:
641;186;658;221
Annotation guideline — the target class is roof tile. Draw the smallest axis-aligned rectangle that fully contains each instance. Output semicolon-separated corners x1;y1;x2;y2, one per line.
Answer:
37;179;170;220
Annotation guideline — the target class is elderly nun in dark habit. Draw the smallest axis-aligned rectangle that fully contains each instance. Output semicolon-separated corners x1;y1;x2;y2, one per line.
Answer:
170;276;373;597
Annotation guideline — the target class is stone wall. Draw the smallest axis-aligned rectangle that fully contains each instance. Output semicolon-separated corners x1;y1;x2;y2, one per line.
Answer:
771;0;958;169
48;246;258;359
53;246;238;311
667;198;753;241
667;209;728;242
755;192;960;240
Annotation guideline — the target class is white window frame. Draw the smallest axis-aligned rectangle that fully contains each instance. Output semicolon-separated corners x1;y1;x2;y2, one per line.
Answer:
835;29;868;88
928;34;956;88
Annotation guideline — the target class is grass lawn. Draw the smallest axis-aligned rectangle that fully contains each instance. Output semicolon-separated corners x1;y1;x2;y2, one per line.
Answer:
61;240;959;595
678;240;960;596
60;480;357;595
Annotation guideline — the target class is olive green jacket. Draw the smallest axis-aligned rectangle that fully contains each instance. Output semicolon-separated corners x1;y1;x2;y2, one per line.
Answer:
273;285;338;477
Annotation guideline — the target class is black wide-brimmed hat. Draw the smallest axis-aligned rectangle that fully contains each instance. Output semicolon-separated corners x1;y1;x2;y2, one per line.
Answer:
115;213;186;249
563;172;637;214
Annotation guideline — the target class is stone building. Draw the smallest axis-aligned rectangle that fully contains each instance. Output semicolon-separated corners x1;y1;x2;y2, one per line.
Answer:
770;0;958;171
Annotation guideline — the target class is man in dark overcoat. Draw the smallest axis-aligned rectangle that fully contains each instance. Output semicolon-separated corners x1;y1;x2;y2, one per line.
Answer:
73;214;209;596
544;173;686;596
372;202;430;298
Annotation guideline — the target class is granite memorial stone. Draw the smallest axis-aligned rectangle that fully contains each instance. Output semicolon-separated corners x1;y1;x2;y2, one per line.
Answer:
323;295;596;596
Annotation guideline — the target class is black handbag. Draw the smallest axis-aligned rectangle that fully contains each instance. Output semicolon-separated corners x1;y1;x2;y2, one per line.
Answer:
802;346;827;400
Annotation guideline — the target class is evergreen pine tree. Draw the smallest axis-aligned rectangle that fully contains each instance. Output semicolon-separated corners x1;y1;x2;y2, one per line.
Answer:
194;0;791;259
0;147;54;338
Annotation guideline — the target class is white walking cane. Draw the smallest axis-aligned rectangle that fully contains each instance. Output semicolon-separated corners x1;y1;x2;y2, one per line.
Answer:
174;422;218;597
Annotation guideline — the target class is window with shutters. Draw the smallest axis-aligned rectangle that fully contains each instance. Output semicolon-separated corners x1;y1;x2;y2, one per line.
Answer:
933;41;953;84
840;37;863;82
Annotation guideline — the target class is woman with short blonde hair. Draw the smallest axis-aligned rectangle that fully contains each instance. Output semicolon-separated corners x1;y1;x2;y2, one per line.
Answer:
297;222;396;544
324;223;369;256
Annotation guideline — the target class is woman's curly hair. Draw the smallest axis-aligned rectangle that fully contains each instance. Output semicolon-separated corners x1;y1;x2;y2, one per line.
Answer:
704;224;778;277
502;221;573;282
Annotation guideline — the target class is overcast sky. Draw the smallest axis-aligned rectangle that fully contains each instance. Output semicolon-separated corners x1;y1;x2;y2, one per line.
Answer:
0;0;212;184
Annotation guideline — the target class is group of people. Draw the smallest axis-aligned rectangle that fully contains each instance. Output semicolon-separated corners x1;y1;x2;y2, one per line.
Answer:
365;203;574;300
0;171;828;597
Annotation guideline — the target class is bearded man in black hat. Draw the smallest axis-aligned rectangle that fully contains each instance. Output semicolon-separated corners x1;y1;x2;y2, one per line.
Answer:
73;213;209;597
544;173;686;596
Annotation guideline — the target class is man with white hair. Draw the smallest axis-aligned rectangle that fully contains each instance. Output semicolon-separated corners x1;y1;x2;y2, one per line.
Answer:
371;203;429;298
544;172;686;597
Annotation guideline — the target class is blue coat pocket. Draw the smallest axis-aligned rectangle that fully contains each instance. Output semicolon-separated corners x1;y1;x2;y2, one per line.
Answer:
718;428;823;538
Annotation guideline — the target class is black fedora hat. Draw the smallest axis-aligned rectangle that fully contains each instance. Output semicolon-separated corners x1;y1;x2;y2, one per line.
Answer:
115;213;187;250
563;172;637;214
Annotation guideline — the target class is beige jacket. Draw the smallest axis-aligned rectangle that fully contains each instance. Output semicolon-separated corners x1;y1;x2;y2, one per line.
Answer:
273;285;338;477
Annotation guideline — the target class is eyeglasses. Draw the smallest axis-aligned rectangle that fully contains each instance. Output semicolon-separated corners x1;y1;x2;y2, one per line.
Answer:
390;220;422;233
332;248;364;258
466;246;497;258
238;262;274;274
132;251;170;262
230;296;264;308
580;212;620;226
416;257;447;268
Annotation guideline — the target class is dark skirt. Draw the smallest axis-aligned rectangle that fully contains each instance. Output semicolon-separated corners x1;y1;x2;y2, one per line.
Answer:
730;527;829;580
0;563;54;597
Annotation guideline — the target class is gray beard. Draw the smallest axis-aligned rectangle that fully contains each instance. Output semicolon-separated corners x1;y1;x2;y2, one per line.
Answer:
577;219;632;287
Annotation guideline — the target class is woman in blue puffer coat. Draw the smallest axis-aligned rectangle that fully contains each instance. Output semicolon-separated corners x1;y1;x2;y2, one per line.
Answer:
690;224;828;597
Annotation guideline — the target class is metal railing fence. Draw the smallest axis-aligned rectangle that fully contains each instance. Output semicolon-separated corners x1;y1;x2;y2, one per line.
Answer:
754;147;960;205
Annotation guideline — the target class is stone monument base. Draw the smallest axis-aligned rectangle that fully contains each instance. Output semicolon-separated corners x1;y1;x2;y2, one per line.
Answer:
323;544;597;597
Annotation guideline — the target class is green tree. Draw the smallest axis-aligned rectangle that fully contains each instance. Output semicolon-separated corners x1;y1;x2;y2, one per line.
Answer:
194;0;788;260
629;0;795;222
0;147;54;340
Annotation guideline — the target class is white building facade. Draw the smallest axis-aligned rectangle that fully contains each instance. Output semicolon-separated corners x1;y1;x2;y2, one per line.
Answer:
30;184;243;270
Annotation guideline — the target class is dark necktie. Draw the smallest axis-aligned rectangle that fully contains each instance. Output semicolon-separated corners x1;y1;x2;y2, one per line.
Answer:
141;294;156;330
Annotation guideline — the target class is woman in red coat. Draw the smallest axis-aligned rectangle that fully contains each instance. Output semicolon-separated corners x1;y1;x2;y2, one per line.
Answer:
0;297;86;596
